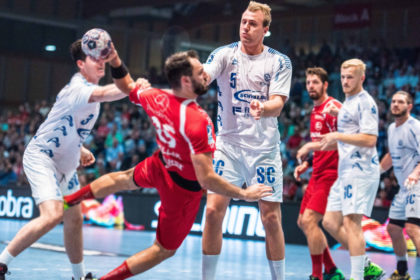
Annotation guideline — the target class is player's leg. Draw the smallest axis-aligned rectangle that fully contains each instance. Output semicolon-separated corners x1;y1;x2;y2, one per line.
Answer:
64;167;137;206
405;220;420;255
202;193;231;280
343;213;365;280
202;145;240;280
259;200;285;280
100;240;176;280
405;185;420;255
0;154;65;271
387;189;410;278
63;203;86;279
387;220;409;278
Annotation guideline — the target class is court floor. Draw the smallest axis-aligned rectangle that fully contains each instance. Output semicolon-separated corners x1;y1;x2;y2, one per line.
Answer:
0;219;419;279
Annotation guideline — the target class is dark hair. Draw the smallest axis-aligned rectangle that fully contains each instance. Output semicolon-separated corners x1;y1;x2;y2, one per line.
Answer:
305;67;328;84
394;90;413;105
164;50;199;90
70;39;86;64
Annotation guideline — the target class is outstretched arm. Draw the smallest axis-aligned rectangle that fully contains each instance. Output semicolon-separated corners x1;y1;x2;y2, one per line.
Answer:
191;152;273;201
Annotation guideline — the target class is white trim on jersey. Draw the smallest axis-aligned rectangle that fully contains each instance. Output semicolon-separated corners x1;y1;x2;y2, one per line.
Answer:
179;99;196;154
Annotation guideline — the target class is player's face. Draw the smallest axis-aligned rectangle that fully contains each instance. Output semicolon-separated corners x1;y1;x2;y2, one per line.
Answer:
240;10;268;47
306;74;327;101
391;93;411;117
79;56;106;84
340;66;364;95
190;58;209;96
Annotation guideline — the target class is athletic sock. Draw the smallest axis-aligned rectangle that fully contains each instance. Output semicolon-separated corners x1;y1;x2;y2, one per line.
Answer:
71;261;85;279
396;254;408;275
311;254;323;279
268;259;285;280
322;247;336;273
100;261;133;280
65;184;94;206
350;255;365;280
202;254;219;280
0;249;14;265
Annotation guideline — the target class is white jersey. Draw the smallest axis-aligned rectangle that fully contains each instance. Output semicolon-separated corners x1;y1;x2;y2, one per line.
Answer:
337;90;379;176
25;72;100;174
387;116;420;187
204;41;292;151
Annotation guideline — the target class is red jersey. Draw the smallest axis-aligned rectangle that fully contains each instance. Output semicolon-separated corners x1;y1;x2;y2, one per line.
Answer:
310;96;341;175
129;87;216;181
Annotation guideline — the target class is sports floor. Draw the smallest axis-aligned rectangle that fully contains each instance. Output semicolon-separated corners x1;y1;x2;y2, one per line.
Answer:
0;219;419;279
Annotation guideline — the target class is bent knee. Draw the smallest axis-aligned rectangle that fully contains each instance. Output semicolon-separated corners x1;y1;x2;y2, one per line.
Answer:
405;223;419;237
205;205;226;224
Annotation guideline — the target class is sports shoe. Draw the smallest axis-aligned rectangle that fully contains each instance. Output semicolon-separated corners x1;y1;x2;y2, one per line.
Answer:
0;263;9;280
387;270;412;280
309;276;320;280
72;272;98;280
364;260;386;280
324;267;346;280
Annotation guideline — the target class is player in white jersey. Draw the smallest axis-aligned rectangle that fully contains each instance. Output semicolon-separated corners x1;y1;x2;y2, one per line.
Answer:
380;91;420;280
320;59;385;280
201;2;291;279
0;39;149;280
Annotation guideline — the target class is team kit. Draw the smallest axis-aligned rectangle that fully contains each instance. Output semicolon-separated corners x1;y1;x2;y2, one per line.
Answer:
0;1;419;280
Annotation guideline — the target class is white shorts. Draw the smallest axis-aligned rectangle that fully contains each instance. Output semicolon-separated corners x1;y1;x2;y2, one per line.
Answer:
209;141;283;202
389;183;420;220
23;150;80;205
326;173;379;216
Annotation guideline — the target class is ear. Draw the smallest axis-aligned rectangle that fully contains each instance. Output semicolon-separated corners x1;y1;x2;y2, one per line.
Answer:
323;81;329;91
263;26;269;35
180;76;191;88
76;59;84;70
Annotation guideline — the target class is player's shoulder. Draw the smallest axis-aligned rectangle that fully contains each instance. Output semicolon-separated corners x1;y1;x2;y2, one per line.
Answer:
326;97;342;108
407;116;420;130
266;47;291;65
206;42;239;63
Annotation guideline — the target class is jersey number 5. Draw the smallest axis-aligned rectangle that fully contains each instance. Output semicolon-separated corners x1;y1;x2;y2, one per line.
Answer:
152;116;176;148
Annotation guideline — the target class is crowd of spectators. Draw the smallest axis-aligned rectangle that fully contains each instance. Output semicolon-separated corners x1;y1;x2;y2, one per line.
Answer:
1;39;419;209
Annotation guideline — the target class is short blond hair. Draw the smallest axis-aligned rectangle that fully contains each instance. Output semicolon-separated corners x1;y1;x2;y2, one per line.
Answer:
247;1;272;27
341;58;366;76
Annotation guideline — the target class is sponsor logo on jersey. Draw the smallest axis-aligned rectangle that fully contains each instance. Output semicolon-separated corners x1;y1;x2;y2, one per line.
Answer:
371;106;377;114
233;89;265;103
314;114;325;120
264;73;271;82
154;94;169;112
315;122;323;131
232;58;238;65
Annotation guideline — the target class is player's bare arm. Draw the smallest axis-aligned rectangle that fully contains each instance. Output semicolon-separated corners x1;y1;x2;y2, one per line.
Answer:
191;152;272;202
250;95;286;120
320;132;376;150
379;152;392;174
405;162;420;189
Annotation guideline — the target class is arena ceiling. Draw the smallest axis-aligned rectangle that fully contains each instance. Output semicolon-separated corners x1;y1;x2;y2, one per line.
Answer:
81;0;415;29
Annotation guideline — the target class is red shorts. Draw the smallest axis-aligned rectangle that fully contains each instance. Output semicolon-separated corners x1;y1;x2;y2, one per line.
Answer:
133;151;203;250
299;172;337;215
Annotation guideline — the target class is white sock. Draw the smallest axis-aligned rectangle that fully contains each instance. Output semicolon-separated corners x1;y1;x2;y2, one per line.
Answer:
396;254;408;262
71;262;85;279
202;254;219;280
268;259;285;280
0;249;14;265
350;255;365;280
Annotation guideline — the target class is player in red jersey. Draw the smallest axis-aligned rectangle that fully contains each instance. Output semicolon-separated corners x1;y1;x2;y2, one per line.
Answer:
63;50;273;280
294;67;344;280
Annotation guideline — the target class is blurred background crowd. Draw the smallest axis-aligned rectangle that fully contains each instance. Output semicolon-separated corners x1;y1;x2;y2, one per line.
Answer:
2;38;419;209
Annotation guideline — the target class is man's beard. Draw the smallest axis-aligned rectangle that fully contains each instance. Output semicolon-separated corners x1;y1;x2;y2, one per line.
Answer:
309;91;322;100
391;108;407;118
192;79;208;96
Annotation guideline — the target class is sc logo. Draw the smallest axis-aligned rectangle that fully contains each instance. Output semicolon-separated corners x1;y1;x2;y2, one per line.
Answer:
257;167;276;184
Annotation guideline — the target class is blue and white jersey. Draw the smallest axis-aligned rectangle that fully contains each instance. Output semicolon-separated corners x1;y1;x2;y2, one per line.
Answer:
388;116;420;187
337;90;379;176
25;73;100;174
204;41;292;151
